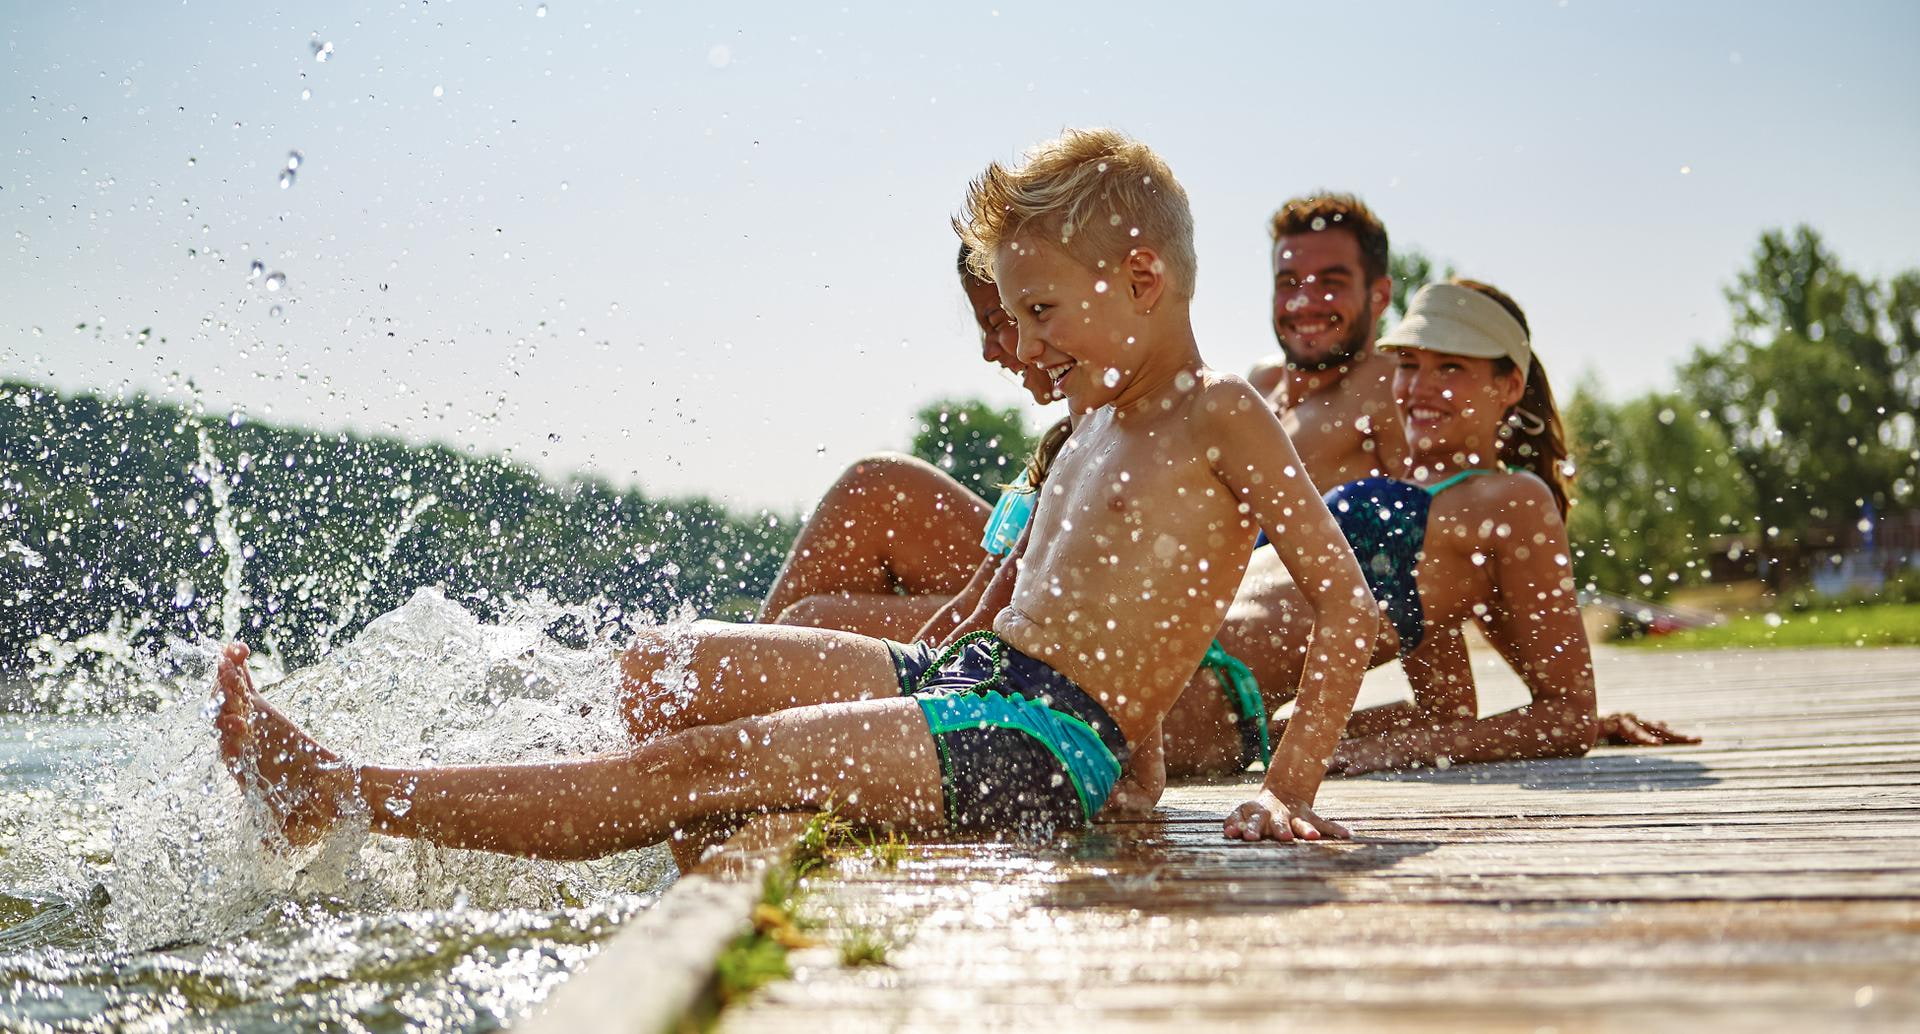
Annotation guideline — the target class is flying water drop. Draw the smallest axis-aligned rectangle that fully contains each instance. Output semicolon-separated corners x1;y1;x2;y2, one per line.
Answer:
247;260;264;282
1103;368;1121;388
278;169;295;189
264;272;286;292
311;39;333;62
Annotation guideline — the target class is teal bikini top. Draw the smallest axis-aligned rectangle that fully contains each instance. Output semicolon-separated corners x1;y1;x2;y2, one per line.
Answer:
980;470;1036;557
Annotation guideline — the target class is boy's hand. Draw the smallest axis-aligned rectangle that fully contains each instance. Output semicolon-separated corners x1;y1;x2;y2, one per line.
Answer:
1597;712;1701;746
1222;789;1350;843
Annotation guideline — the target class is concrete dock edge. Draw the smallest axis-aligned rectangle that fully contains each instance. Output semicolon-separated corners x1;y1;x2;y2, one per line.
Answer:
515;812;814;1034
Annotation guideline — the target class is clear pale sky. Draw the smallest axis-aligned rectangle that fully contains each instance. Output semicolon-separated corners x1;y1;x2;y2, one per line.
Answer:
5;1;1918;511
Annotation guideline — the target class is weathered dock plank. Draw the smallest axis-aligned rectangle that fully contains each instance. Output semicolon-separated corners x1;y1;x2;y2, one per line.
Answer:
722;647;1920;1032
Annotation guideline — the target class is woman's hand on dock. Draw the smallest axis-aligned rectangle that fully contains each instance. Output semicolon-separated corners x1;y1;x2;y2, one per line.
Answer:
1223;789;1351;843
1596;712;1701;746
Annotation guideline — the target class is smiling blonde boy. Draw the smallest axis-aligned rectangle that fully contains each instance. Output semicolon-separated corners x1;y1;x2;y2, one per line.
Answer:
210;129;1377;856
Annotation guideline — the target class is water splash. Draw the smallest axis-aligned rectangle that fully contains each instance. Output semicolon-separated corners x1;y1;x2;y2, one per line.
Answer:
196;425;248;643
316;492;438;654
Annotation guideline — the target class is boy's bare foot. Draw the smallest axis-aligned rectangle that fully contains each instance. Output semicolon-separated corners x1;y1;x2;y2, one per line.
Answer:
213;642;353;847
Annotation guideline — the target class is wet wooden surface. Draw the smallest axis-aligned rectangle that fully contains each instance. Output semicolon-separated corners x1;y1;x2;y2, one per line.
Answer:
723;647;1920;1032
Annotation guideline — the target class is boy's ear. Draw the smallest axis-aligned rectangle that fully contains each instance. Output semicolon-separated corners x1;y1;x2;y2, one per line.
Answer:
1123;246;1168;313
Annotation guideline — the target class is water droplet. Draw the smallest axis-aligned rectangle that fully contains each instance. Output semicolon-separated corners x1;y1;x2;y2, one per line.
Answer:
264;272;286;292
815;443;827;455
247;260;264;282
707;44;732;68
1679;165;1692;175
547;432;562;443
269;304;283;318
186;156;196;166
278;169;295;189
300;88;312;101
1173;370;1196;391
285;150;302;171
1102;368;1121;388
536;2;548;15
384;796;412;817
311;40;333;63
432;84;444;98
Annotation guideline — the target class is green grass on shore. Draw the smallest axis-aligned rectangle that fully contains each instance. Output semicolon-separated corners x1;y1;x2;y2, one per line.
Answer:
1623;602;1920;649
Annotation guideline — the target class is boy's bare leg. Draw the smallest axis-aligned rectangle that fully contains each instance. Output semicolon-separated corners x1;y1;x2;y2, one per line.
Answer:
215;643;946;861
759;454;990;628
620;621;913;743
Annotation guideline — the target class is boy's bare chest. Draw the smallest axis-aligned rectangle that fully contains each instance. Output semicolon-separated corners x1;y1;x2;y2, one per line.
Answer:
1043;430;1226;548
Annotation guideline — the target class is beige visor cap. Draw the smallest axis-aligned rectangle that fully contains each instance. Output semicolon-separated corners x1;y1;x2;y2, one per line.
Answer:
1379;282;1531;380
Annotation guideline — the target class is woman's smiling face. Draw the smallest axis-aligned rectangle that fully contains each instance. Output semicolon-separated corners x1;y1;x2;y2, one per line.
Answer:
1391;347;1525;459
964;274;1056;406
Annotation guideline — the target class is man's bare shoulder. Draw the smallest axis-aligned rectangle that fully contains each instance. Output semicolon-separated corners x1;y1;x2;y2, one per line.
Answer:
1247;355;1286;399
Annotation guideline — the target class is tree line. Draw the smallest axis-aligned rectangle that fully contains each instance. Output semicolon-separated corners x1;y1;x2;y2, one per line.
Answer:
0;385;797;680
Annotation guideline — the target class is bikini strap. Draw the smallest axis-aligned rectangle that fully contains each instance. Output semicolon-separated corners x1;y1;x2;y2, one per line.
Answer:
1425;467;1499;496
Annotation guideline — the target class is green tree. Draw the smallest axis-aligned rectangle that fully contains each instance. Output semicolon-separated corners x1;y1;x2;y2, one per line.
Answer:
1679;227;1919;546
908;398;1034;501
1566;380;1757;598
1385;247;1453;326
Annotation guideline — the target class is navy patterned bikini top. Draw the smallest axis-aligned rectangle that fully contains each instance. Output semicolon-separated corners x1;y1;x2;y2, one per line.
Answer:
1323;468;1502;656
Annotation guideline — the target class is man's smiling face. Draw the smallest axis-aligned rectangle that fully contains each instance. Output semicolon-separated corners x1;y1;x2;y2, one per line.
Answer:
1271;229;1378;371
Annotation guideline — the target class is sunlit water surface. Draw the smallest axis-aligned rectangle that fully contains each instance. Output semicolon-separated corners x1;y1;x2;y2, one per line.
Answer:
0;590;686;1031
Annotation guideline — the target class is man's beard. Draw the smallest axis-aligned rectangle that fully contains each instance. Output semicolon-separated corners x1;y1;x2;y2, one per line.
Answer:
1276;303;1377;372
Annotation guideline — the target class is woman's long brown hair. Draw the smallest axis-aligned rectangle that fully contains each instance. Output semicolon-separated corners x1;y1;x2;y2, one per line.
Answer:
1452;278;1572;518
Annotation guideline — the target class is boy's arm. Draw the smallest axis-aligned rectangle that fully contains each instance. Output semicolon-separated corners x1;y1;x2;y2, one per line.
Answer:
1200;379;1379;842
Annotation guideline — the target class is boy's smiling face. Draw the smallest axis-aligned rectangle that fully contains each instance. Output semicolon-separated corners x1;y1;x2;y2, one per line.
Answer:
993;236;1145;412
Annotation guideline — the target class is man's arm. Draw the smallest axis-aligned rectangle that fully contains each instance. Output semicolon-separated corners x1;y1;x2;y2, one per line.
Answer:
1199;378;1379;842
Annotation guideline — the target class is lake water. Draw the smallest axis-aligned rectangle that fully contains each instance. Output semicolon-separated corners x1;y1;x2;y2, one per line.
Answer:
0;590;684;1031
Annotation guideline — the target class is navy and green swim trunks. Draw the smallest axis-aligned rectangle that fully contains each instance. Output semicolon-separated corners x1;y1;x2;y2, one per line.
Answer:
884;632;1129;837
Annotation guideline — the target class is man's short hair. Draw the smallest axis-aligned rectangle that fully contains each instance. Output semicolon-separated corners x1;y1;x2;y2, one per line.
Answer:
955;128;1197;301
1268;193;1390;285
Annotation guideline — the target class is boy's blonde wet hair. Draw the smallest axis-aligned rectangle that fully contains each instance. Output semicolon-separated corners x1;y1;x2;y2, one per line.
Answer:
955;128;1197;301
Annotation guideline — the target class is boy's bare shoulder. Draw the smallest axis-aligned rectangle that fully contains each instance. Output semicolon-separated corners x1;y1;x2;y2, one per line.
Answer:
1189;368;1271;423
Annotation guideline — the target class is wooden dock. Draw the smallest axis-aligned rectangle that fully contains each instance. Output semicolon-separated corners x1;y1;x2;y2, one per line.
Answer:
720;646;1920;1032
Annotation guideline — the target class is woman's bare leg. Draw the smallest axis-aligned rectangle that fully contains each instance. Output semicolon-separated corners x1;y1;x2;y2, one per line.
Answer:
773;592;954;642
618;620;910;743
759;453;991;632
214;643;945;861
1162;551;1317;778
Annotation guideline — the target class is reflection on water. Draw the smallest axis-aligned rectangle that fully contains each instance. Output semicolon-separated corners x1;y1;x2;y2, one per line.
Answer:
0;590;684;1031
